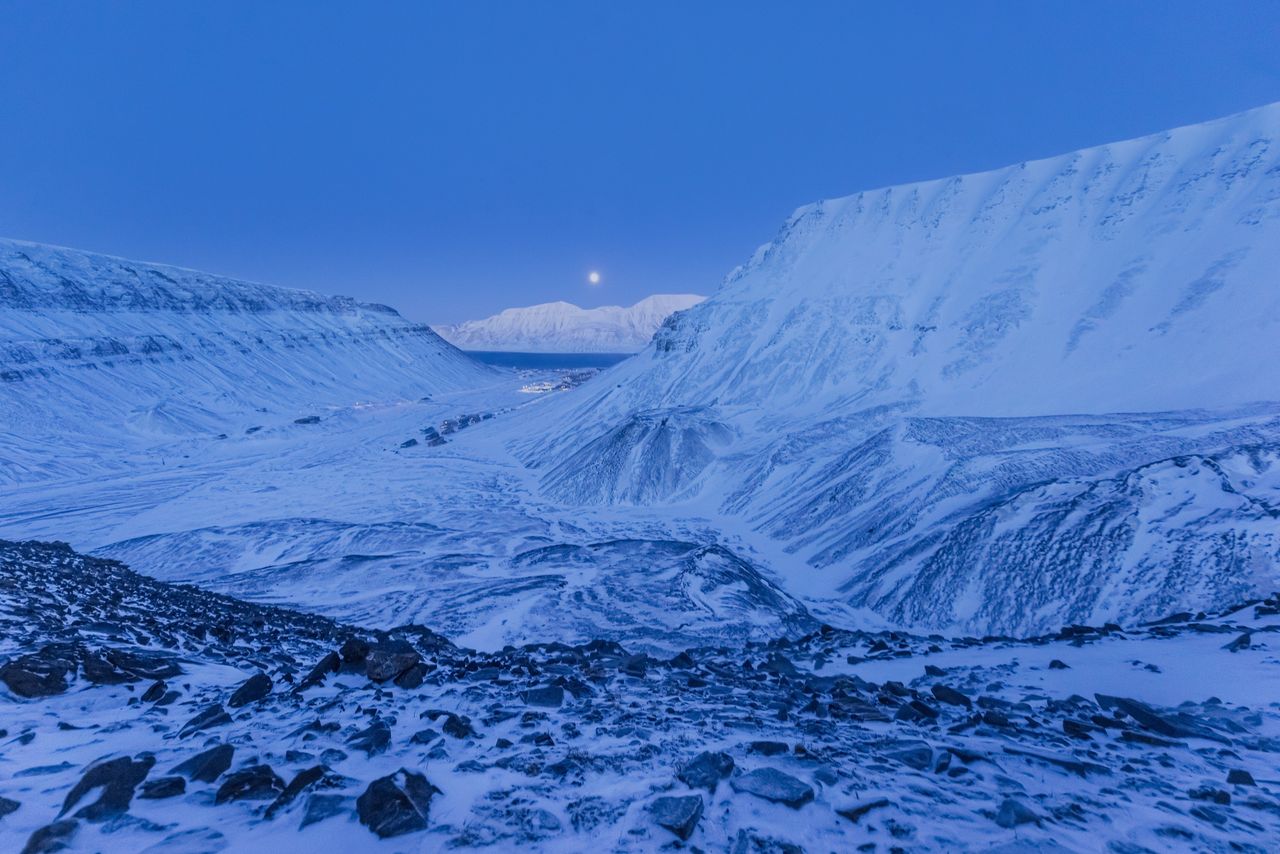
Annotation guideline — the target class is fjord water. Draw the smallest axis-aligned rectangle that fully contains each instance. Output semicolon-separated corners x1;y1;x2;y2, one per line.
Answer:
463;350;633;370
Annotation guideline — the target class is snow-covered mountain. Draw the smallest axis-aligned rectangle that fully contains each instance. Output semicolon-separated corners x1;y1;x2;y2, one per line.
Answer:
519;102;1280;636
433;294;705;352
0;239;494;484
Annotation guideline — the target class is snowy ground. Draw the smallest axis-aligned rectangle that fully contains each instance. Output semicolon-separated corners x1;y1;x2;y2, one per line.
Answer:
3;540;1279;853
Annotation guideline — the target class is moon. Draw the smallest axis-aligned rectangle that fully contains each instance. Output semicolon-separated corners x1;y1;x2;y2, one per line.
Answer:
587;271;601;285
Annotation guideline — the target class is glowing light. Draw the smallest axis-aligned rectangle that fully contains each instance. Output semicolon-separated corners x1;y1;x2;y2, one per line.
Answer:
588;270;601;285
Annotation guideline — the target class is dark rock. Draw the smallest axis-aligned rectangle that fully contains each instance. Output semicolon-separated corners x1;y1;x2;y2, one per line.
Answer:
1096;694;1228;743
365;640;421;683
931;684;972;708
339;637;371;668
1048;659;1070;670
141;680;167;703
837;797;891;823
138;776;186;799
215;764;285;804
293;415;321;425
266;765;344;819
1;647;73;698
677;751;734;792
180;703;231;737
1223;632;1252;652
400;438;419;448
80;651;135;685
650;794;703;840
885;741;933;770
894;699;940;722
410;728;440;745
394;663;428;689
171;743;234;782
441;714;475;740
301;794;348;828
994;798;1039;828
347;720;392;756
1228;769;1256;786
356;768;441;838
59;754;154;820
0;796;19;818
228;672;273;707
297;651;341;690
748;740;789;756
730;768;815;808
924;664;947;677
1189;786;1230;805
104;648;180;680
521;684;565;708
20;819;78;854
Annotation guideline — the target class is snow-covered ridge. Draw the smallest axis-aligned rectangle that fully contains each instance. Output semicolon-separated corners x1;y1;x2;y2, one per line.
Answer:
0;239;493;482
519;102;1280;635
433;293;705;353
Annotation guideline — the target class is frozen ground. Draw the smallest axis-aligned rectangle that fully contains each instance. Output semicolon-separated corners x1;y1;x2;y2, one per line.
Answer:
3;540;1279;853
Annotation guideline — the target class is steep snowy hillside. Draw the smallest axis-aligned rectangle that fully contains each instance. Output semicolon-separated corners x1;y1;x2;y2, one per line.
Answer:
520;103;1280;636
434;294;704;352
0;239;494;483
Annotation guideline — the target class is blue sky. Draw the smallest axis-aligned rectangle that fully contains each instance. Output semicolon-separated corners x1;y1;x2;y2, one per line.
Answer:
1;2;1278;323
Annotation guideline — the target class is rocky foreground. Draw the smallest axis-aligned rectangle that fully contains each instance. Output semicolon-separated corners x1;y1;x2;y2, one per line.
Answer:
1;540;1278;853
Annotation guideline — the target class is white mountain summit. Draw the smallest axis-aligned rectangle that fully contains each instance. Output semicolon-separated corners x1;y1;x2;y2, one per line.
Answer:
433;293;705;353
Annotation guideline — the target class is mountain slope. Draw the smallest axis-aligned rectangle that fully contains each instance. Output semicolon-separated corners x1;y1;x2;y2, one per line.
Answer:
0;239;495;484
434;294;705;352
519;103;1280;635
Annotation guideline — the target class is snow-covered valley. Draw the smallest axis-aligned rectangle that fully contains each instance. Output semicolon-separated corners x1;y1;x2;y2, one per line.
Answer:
3;102;1280;852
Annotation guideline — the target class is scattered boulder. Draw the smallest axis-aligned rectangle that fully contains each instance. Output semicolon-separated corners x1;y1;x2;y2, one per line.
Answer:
1;647;74;698
0;796;20;818
138;776;186;799
340;637;371;668
266;765;344;819
1228;769;1256;786
651;795;703;840
171;743;234;783
837;797;891;824
180;703;232;737
228;672;273;707
215;764;285;804
1096;694;1228;743
20;819;78;854
141;680;167;703
995;797;1039;828
1224;632;1252;652
521;684;565;708
356;768;441;838
365;640;421;683
297;651;341;691
347;720;392;756
59;753;155;820
677;751;734;793
931;684;972;708
302;793;348;828
730;768;815;808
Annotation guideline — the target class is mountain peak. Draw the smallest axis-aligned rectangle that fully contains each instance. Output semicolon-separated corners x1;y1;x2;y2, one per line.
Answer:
435;293;705;352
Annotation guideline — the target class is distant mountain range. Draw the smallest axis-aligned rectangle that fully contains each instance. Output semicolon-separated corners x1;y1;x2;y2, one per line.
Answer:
433;294;705;353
